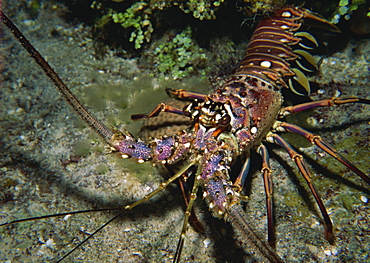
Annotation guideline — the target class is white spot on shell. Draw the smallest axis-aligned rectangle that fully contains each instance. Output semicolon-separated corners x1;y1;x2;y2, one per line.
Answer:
251;127;258;134
281;11;291;17
226;188;233;195
280;25;289;29
260;61;272;68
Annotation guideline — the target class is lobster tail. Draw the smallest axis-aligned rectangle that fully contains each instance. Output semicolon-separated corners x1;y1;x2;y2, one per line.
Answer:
236;6;340;95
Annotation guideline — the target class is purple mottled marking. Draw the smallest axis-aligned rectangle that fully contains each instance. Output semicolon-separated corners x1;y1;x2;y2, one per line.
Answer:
201;154;223;179
166;133;192;164
233;107;247;127
236;130;251;143
206;177;227;212
195;127;215;149
195;128;205;149
116;140;151;160
155;137;175;161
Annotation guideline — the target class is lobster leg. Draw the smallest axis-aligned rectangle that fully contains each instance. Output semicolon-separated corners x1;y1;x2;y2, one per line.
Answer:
280;97;370;116
165;164;205;233
257;144;275;247
173;164;201;263
275;121;370;184
166;88;208;100
131;87;210;120
233;156;251;190
267;133;335;243
233;147;275;247
131;103;184;120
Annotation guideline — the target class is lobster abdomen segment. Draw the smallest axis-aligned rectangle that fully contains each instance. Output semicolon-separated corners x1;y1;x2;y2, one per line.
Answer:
237;6;340;95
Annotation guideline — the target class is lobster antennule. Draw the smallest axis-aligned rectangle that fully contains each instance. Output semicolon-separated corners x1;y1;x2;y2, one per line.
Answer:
237;5;340;95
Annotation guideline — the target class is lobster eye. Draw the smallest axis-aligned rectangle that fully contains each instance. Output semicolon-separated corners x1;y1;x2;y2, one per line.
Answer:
220;114;231;126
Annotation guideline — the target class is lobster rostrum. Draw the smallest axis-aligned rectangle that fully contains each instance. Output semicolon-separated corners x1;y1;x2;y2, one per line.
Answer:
1;5;369;262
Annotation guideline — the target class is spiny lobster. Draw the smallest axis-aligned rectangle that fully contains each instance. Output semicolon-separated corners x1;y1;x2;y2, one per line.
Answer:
1;5;369;263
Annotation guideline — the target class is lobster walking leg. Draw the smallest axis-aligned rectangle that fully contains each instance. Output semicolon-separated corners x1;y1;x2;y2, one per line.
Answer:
131;103;184;120
173;165;201;263
268;133;335;243
257;144;275;246
275;121;370;184
280;97;370;116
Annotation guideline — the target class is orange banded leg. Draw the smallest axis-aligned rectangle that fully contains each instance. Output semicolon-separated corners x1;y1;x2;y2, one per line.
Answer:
280;97;370;116
166;88;208;100
131;103;184;120
257;144;275;247
131;88;208;120
276;121;370;184
267;133;335;243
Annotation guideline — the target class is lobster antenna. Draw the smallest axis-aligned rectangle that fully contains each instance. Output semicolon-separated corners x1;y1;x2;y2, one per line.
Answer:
0;208;123;227
1;11;115;145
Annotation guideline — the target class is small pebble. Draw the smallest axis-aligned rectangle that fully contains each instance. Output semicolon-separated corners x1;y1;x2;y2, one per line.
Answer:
203;238;211;248
334;90;342;97
360;196;368;203
23;19;35;26
317;89;325;94
332;248;339;256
